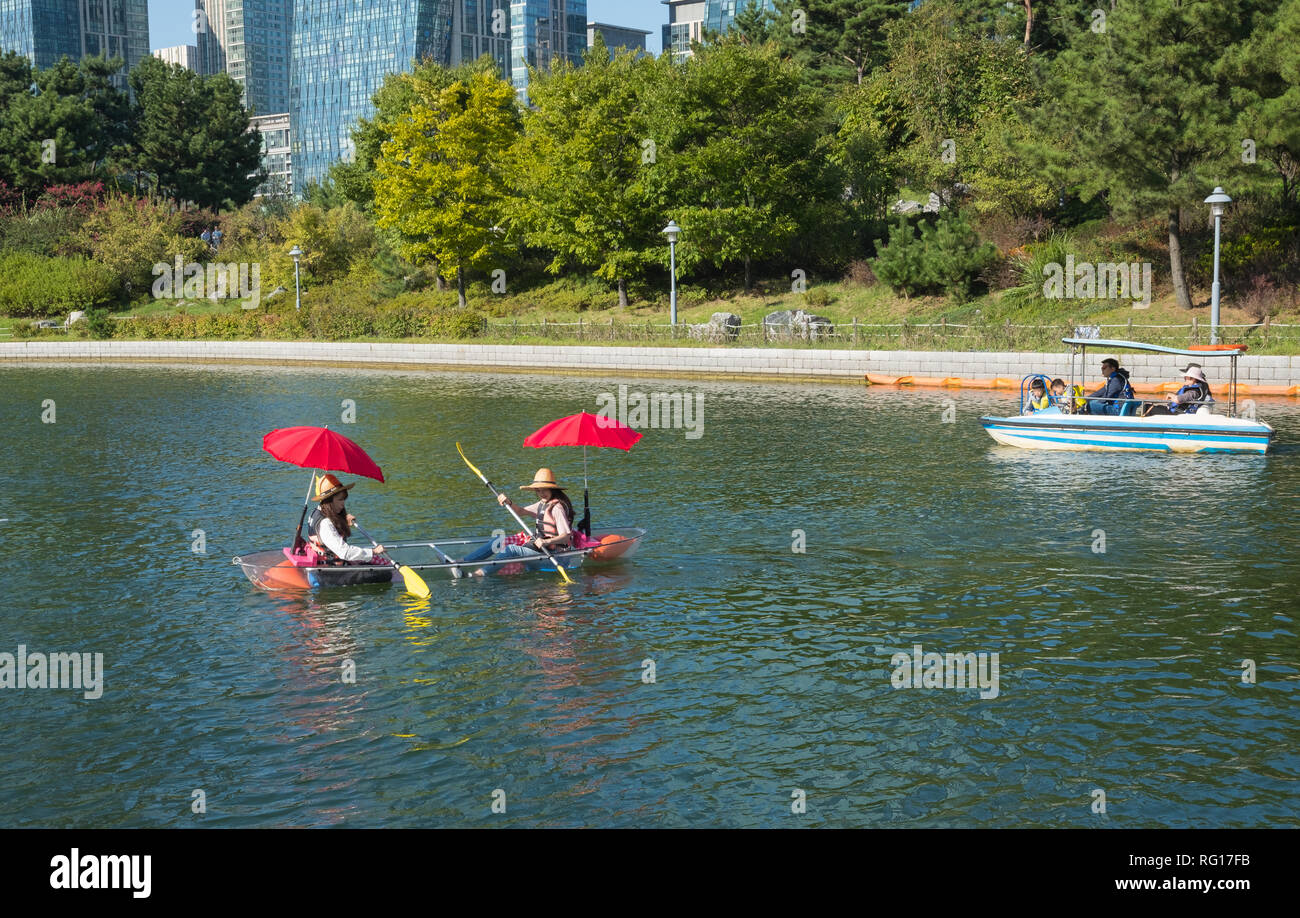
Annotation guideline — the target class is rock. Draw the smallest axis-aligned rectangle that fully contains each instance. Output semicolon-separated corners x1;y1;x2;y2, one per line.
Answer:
922;192;942;213
709;311;741;341
66;310;86;325
688;312;742;343
264;285;287;301
891;199;922;215
764;309;835;341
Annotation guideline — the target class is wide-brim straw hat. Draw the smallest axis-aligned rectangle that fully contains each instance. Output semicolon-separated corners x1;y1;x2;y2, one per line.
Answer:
1179;364;1208;383
521;468;565;491
313;473;357;502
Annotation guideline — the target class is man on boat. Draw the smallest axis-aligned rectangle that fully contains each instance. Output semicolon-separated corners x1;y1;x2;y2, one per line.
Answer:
1142;364;1213;416
307;474;384;564
1085;358;1134;415
460;468;578;572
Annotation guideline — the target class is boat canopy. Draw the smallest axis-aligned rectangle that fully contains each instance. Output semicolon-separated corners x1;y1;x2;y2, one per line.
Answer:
1062;338;1247;357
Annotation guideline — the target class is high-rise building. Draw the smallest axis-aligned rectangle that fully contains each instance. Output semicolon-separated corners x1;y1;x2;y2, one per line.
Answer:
509;0;586;102
703;0;773;35
290;0;456;192
663;0;774;61
661;0;704;62
196;0;292;114
249;111;292;198
451;0;510;72
587;22;651;58
0;0;150;89
153;44;198;71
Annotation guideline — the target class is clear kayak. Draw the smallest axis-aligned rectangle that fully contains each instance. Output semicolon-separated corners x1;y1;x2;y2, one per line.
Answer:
233;527;646;591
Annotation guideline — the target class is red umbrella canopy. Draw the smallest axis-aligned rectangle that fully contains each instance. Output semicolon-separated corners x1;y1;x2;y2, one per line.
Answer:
523;411;642;451
262;426;386;482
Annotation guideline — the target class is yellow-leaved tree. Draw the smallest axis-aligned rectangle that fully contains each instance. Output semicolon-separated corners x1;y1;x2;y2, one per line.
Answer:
372;62;521;308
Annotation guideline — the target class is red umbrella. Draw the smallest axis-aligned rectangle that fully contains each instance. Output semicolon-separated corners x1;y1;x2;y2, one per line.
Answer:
523;412;641;534
263;426;385;549
263;426;386;481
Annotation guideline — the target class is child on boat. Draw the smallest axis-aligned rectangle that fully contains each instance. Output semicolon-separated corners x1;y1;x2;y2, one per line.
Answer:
1049;378;1069;410
1023;378;1050;413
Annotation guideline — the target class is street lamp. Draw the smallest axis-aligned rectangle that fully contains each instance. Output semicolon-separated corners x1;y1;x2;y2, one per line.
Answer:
289;245;303;311
1204;186;1231;345
662;220;681;326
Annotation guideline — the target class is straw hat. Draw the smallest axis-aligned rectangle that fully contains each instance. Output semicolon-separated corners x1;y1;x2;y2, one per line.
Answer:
1179;364;1208;383
313;473;356;502
521;468;565;491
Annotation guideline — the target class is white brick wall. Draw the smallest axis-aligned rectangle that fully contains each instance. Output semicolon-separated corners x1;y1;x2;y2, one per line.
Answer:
2;340;1298;387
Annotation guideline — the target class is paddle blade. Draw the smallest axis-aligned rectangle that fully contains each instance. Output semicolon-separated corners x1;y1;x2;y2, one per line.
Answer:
398;564;431;599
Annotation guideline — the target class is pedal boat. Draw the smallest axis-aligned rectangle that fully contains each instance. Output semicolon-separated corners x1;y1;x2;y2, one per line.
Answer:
979;339;1274;455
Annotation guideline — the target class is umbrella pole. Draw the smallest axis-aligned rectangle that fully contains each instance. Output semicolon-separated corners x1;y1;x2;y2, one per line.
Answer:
582;446;591;536
291;470;316;552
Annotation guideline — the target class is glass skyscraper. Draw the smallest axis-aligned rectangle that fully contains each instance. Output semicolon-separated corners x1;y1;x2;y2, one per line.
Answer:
196;0;292;115
509;0;586;102
703;0;773;35
0;0;149;89
290;0;455;191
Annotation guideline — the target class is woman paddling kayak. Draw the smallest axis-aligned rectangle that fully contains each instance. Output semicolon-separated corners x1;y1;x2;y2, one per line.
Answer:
459;468;578;573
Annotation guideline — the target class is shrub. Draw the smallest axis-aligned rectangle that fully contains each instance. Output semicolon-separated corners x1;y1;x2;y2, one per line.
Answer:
844;259;877;286
85;308;114;339
804;286;833;308
0;252;120;317
872;217;931;297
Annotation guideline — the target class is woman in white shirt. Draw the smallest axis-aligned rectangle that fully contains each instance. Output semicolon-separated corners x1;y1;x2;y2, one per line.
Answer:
308;473;385;563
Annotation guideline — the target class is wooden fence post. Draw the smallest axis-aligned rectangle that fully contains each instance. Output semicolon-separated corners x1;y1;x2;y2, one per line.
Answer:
1191;316;1198;345
852;316;859;346
541;317;547;338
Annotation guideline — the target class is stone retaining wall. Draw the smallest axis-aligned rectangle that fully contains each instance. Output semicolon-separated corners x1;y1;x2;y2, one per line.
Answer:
2;340;1297;386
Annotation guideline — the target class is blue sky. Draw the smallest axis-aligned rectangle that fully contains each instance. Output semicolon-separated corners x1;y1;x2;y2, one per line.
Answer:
149;1;665;55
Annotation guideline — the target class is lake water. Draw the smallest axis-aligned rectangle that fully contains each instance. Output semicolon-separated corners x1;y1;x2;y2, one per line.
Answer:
1;365;1297;827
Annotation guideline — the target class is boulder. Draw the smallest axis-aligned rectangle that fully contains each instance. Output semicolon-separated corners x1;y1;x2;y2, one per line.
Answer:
709;311;741;341
764;309;835;341
688;311;742;343
66;310;86;326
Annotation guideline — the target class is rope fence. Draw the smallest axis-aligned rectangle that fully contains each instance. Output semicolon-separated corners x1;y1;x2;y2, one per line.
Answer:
478;317;1300;351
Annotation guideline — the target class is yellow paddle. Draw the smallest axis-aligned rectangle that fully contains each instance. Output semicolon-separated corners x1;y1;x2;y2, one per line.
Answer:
456;442;574;585
352;522;431;598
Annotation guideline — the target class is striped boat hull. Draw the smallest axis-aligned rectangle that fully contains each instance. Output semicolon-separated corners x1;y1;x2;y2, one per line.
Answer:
979;413;1274;454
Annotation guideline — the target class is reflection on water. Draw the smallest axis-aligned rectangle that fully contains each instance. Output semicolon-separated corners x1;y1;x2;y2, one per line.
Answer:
1;366;1297;828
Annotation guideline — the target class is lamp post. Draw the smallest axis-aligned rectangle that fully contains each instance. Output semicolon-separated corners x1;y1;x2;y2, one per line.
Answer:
662;220;681;326
289;245;303;311
1203;187;1231;345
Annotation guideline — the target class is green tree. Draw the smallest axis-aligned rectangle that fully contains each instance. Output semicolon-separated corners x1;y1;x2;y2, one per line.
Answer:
510;38;661;307
0;54;130;194
1034;0;1267;309
643;37;837;290
767;0;914;87
1223;0;1300;202
373;64;521;307
873;1;1055;218
127;57;262;209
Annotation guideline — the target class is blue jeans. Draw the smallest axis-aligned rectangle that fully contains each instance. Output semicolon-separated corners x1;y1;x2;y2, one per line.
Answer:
1088;399;1121;415
461;541;540;564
